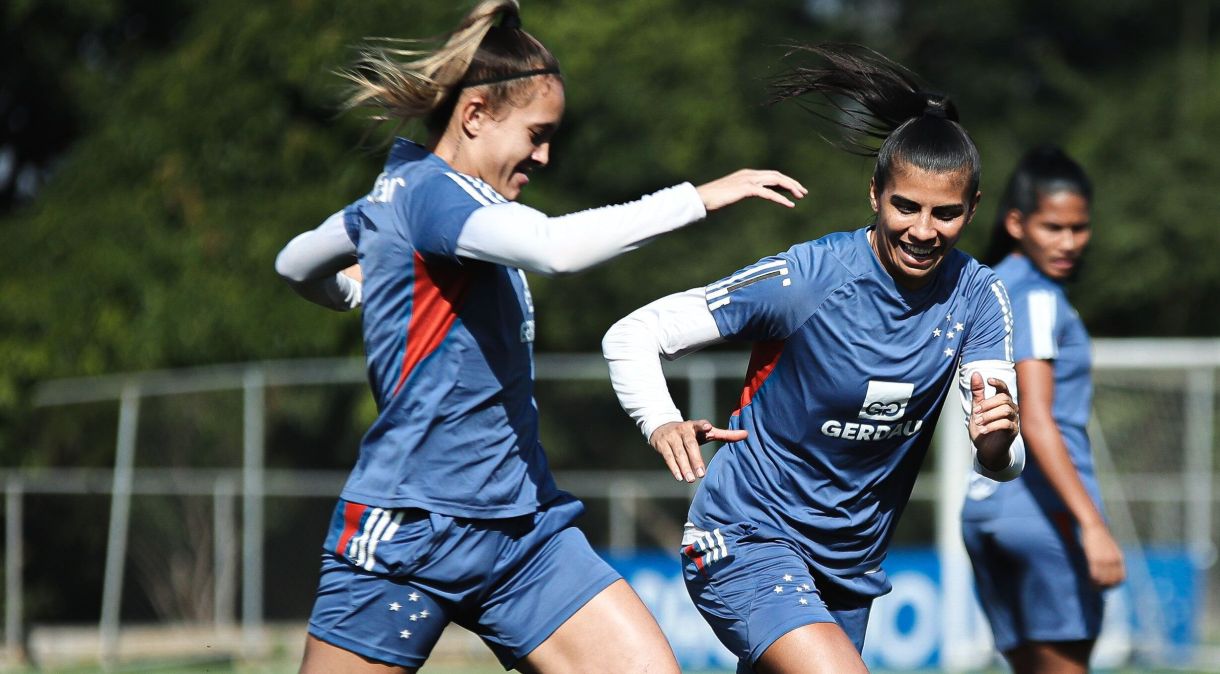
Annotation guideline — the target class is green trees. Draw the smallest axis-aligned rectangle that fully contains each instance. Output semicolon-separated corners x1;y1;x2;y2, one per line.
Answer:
0;0;1217;621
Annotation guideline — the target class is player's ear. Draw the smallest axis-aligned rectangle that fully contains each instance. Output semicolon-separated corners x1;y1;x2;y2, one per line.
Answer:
965;190;982;224
1004;208;1024;241
458;93;490;138
868;177;879;213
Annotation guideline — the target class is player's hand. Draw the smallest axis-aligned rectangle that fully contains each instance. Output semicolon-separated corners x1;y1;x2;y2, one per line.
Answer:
1080;521;1126;588
696;169;807;211
649;420;747;483
968;373;1019;468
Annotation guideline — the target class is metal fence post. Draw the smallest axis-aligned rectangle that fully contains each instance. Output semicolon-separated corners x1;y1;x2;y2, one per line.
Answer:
100;384;140;669
242;370;265;656
1185;369;1216;570
5;479;22;661
214;476;237;631
608;480;638;553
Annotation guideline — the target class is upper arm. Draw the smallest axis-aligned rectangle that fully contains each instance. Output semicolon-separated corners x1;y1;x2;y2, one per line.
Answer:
961;277;1014;363
1012;288;1060;362
1014;358;1055;419
704;251;815;342
402;172;494;260
274;210;358;283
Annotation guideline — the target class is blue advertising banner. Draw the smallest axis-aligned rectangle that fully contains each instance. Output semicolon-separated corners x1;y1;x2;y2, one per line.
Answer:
604;547;1199;671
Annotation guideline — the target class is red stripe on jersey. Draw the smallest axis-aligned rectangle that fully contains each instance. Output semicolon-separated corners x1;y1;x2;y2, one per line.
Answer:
335;502;369;556
392;253;471;396
732;340;785;416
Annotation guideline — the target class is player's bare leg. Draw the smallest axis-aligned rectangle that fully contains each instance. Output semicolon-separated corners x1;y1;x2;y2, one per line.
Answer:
516;579;680;674
299;634;417;674
753;623;870;674
1003;640;1092;674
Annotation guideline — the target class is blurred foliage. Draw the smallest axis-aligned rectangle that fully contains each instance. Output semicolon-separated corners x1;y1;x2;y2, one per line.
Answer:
1;0;1219;621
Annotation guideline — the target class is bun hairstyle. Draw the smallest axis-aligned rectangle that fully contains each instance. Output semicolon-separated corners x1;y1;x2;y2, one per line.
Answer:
982;145;1093;265
770;44;981;199
340;0;562;136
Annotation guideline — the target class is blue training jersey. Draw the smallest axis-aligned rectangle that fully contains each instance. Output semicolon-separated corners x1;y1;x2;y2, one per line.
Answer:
689;226;1013;598
338;139;560;518
962;253;1101;520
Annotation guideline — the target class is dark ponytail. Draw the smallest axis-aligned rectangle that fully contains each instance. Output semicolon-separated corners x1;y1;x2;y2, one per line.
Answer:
770;44;980;198
981;145;1093;265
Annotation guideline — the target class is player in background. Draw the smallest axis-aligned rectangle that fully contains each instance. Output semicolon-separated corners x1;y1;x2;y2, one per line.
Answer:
602;44;1022;674
273;1;805;672
962;146;1124;674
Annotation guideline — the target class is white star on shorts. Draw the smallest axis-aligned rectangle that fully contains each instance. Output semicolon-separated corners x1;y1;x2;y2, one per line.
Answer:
399;630;412;639
955;322;965;332
773;585;783;594
408;592;420;602
419;610;430;619
802;583;812;591
782;574;793;582
799;598;809;605
410;614;418;622
944;348;954;357
389;602;401;612
933;328;942;337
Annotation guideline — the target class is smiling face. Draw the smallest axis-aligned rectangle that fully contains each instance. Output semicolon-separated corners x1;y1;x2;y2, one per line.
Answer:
869;163;980;289
447;76;564;201
1006;191;1091;280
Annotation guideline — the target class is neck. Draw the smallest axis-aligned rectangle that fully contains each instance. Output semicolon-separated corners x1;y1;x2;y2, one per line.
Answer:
430;129;478;177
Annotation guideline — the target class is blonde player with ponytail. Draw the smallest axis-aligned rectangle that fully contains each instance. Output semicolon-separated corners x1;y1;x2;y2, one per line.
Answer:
276;2;805;672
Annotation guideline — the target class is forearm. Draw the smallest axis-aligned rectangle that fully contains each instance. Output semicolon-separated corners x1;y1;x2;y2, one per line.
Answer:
455;183;706;276
1021;410;1106;526
602;288;723;441
275;211;362;311
959;360;1024;480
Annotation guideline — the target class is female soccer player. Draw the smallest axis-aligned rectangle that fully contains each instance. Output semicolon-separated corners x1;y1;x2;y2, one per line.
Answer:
274;2;804;672
962;146;1124;674
602;45;1023;674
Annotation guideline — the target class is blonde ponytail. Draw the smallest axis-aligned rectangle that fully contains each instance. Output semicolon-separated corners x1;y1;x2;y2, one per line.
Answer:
340;0;559;135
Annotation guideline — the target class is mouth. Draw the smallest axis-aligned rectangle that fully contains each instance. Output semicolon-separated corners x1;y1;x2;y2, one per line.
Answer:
898;241;940;268
1049;257;1076;272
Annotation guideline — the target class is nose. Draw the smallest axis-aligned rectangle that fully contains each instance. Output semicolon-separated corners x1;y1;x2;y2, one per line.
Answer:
909;215;937;243
531;142;550;167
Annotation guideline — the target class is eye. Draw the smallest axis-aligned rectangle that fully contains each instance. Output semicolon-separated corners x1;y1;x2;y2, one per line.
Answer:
895;204;918;215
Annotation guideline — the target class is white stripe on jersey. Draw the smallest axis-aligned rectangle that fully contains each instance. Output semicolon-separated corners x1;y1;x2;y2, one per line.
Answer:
706;259;789;295
451;172;508;205
708;297;731;311
990;280;1015;362
1028;289;1058;360
444;172;494;206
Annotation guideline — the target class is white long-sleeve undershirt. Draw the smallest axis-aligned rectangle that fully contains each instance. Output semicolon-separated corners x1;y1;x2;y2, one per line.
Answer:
455;183;706;276
274;183;707;310
602;288;1024;481
274;211;362;311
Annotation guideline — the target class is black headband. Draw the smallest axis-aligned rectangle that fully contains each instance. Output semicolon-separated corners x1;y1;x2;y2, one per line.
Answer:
460;67;561;88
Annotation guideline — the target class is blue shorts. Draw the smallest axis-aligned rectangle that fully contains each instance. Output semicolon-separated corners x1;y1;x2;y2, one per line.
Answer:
962;513;1103;652
681;522;872;673
307;495;620;669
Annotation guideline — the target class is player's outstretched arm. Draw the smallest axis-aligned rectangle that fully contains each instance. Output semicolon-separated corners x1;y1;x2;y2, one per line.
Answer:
602;288;745;483
274;211;363;311
454;170;806;277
